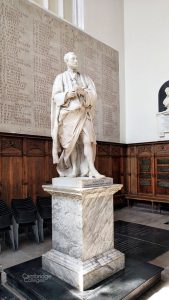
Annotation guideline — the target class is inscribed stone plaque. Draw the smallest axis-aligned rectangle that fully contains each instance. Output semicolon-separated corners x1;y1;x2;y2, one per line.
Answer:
156;112;169;137
0;0;120;142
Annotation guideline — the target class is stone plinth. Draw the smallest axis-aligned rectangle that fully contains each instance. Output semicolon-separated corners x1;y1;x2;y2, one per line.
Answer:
42;178;125;291
156;111;169;137
52;176;113;188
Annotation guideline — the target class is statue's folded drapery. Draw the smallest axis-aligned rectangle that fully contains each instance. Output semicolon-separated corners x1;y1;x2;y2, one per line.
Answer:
51;70;97;177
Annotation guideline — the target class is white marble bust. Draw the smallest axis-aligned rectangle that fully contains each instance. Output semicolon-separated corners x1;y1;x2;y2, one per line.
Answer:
51;52;105;178
163;87;169;112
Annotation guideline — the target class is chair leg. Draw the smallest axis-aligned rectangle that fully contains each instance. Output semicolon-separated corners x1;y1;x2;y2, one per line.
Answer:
9;225;15;251
0;233;5;251
3;232;5;247
32;220;39;243
25;226;29;238
37;213;44;242
12;217;19;249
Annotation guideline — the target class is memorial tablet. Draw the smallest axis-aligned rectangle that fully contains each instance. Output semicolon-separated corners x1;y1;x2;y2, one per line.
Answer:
0;0;120;143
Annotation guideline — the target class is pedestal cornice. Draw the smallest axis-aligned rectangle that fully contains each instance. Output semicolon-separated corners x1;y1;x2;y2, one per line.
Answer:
42;183;123;197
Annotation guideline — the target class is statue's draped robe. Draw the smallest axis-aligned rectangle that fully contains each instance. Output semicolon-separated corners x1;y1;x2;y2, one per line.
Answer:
163;96;169;111
51;70;97;177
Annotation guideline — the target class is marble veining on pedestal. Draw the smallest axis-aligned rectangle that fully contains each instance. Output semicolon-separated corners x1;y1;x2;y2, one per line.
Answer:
42;181;124;291
52;192;82;259
50;185;118;260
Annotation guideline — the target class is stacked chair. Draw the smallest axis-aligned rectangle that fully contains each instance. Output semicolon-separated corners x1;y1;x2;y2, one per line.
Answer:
0;196;52;251
11;197;39;249
36;196;52;242
0;200;15;252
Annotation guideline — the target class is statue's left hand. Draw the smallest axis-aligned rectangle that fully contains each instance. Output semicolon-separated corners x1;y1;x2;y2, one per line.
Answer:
76;87;86;97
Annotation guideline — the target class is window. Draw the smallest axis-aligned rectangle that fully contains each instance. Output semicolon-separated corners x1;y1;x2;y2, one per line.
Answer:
33;0;84;29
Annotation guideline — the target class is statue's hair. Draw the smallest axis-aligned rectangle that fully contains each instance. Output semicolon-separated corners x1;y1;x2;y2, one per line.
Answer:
64;52;76;63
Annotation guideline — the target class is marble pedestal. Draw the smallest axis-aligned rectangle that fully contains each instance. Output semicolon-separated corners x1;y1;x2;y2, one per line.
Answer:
42;178;125;291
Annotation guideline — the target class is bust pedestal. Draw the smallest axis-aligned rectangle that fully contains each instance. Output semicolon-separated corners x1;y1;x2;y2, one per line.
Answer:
42;178;125;291
156;111;169;137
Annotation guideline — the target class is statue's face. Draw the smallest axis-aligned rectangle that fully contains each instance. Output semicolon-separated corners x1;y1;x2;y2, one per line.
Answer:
67;53;78;70
165;87;169;96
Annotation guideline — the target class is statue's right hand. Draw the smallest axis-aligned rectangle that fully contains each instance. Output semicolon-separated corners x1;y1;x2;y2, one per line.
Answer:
66;91;77;99
51;130;55;139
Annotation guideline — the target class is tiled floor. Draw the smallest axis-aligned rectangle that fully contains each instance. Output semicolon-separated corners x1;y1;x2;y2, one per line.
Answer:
115;207;169;231
115;207;169;300
1;207;169;299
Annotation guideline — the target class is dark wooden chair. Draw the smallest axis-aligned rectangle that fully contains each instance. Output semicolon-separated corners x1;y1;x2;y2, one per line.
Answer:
0;200;15;251
36;196;52;242
11;197;39;249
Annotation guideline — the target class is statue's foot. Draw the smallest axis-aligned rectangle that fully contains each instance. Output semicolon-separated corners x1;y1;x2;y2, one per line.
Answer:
89;170;105;179
69;168;78;177
80;172;88;177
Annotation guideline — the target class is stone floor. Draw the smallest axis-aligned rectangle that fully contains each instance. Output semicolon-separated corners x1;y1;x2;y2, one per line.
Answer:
115;207;169;300
1;207;169;299
0;235;52;270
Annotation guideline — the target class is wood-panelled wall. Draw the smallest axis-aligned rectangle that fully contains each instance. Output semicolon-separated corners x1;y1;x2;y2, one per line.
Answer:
0;133;127;206
0;133;54;205
1;133;168;207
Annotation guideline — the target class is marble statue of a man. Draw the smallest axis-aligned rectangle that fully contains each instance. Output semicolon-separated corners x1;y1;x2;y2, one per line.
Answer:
51;52;104;178
163;87;169;112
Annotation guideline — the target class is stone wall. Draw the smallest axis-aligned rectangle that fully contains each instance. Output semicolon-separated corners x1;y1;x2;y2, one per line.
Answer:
0;0;120;142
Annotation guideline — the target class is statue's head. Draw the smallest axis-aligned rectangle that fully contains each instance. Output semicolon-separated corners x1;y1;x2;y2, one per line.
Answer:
64;52;78;71
165;87;169;96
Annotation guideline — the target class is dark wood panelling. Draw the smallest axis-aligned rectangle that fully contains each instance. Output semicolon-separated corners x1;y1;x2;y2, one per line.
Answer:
96;142;126;187
0;134;126;206
1;137;23;156
1;157;23;206
0;137;2;199
0;133;56;205
0;133;126;203
26;139;45;157
27;157;46;200
96;142;127;202
2;133;169;207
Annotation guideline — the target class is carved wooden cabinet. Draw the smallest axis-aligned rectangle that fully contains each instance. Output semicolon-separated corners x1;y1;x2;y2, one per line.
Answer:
156;157;169;195
126;142;169;204
155;144;169;196
138;157;152;194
